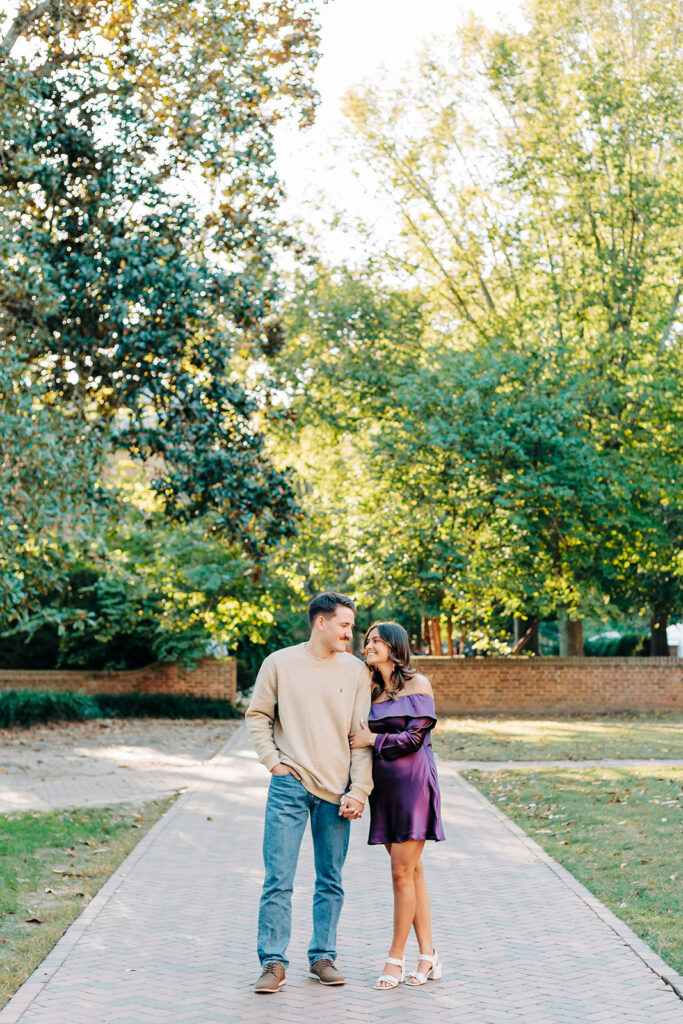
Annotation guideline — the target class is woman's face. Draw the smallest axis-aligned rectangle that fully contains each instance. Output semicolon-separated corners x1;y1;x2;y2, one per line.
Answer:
363;628;391;666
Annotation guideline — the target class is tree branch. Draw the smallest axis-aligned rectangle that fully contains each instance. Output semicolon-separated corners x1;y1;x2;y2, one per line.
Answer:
2;0;59;55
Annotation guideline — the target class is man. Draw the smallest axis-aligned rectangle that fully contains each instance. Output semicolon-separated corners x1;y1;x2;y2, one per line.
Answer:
246;591;373;994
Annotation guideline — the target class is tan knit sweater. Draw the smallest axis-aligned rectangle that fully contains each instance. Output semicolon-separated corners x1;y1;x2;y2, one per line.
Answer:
245;643;373;805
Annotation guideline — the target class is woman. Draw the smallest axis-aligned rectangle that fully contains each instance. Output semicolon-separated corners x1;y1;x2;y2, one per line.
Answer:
349;621;445;989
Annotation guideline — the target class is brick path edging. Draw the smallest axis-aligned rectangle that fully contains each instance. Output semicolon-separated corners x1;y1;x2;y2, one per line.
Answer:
0;727;245;1024
439;762;683;1002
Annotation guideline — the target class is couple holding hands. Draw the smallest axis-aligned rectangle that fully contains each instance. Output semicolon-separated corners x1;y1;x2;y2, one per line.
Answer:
246;591;445;994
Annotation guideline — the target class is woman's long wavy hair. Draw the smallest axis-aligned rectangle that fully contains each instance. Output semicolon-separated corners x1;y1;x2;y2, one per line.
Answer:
363;621;416;701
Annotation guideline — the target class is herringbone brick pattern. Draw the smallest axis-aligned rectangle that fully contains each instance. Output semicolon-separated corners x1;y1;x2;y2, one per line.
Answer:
2;729;681;1024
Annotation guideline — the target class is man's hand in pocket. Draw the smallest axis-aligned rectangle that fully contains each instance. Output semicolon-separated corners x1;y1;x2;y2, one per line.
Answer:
271;763;302;781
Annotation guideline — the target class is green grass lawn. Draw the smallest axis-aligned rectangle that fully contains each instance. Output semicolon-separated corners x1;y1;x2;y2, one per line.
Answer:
465;765;683;973
0;797;175;1007
433;714;683;761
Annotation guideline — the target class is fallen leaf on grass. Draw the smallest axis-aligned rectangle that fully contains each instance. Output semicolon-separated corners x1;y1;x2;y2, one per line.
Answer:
51;868;81;877
25;917;42;925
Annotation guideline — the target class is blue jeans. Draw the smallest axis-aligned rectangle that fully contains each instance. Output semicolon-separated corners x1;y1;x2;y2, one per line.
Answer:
257;773;351;968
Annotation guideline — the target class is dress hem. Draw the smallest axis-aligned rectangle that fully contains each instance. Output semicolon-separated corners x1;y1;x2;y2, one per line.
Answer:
367;834;445;845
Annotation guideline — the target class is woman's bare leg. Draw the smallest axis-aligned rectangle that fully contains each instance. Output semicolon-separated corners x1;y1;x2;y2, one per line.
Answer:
376;840;425;987
408;856;434;981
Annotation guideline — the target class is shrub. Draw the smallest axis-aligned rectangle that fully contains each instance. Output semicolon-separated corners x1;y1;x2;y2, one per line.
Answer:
584;633;649;657
0;690;240;727
94;693;241;720
0;690;99;727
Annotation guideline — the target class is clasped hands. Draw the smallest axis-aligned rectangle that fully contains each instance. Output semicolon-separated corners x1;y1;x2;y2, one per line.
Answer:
339;718;376;820
338;794;364;820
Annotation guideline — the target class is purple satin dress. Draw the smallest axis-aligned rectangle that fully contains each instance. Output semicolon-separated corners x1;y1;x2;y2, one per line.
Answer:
367;692;445;845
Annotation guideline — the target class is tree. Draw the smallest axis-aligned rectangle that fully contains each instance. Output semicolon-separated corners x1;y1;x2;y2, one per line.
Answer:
338;0;683;647
0;343;106;624
267;266;430;633
1;0;323;555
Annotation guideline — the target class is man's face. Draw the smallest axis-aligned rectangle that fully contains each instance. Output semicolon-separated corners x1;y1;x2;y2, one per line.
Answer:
318;606;355;653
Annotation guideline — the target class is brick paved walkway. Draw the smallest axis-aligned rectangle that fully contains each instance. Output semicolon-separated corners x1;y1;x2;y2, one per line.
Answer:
2;727;682;1024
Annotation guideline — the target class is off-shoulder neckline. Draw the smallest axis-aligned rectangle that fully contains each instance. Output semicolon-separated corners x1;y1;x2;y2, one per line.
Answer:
372;691;434;705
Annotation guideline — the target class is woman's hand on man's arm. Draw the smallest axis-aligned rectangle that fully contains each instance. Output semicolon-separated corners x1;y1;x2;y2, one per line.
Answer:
348;718;376;749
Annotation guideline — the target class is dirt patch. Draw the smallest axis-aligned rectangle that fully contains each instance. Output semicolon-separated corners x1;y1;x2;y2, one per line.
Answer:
0;717;241;763
0;718;243;813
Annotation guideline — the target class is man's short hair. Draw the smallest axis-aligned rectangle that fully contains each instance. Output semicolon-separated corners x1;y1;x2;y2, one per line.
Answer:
307;591;356;628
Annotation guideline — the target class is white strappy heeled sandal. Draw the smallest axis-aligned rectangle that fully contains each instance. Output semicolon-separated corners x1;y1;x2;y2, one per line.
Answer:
374;956;405;989
405;949;442;986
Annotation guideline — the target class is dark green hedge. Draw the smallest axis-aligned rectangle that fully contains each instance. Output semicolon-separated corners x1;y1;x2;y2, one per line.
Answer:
584;633;649;657
0;690;241;728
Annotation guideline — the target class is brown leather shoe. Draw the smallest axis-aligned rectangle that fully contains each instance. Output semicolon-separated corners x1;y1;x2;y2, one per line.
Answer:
308;958;345;985
254;962;286;993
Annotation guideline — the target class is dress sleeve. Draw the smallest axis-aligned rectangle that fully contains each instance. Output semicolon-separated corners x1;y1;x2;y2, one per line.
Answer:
374;716;435;761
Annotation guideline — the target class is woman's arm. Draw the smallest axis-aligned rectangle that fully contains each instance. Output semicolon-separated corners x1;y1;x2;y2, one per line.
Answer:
374;716;435;760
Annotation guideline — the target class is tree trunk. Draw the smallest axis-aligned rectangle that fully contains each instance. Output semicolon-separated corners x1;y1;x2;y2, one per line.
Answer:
513;616;539;655
558;615;584;657
421;616;430;653
650;607;670;657
428;616;443;655
446;614;454;657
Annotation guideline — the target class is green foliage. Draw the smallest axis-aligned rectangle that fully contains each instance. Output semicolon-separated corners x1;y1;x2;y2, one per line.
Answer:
268;267;431;616
278;0;683;639
1;0;323;631
0;690;98;728
584;633;648;658
93;692;240;720
234;609;308;691
1;472;289;669
0;345;107;625
0;689;239;728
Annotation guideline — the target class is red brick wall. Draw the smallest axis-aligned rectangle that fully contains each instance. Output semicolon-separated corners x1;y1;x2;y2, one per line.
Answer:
0;658;237;704
4;655;680;715
414;656;683;715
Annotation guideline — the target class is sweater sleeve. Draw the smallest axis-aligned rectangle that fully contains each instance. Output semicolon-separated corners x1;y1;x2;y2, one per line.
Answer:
346;666;374;804
245;655;281;772
374;715;435;761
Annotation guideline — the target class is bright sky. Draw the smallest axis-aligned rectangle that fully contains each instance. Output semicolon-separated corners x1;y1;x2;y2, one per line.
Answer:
274;0;523;259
